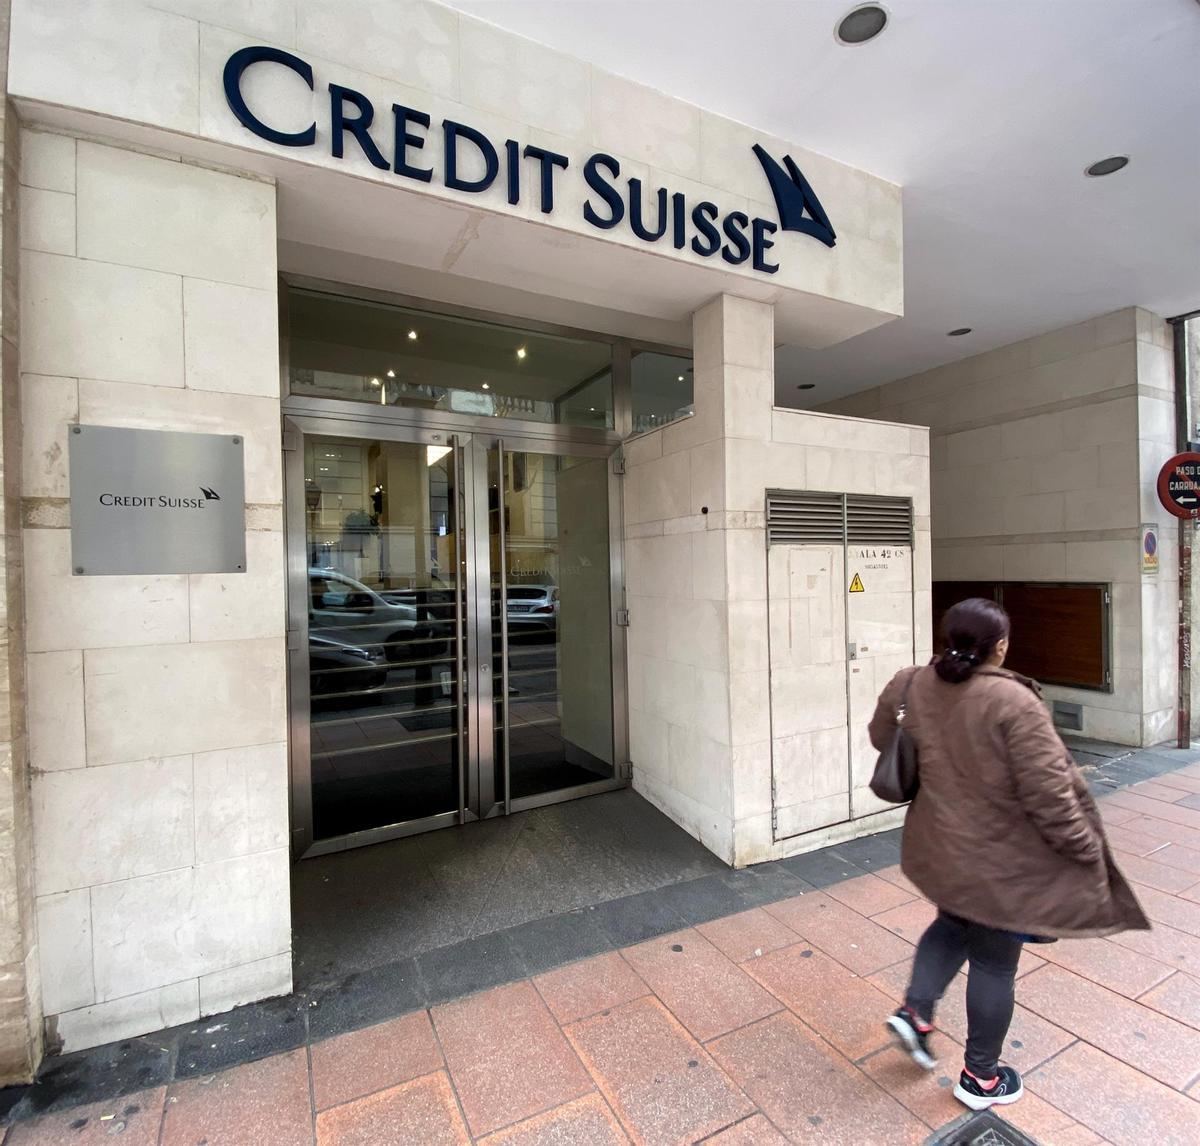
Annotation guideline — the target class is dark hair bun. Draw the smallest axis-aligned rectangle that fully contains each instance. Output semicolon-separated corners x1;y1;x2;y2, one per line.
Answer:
935;598;1010;684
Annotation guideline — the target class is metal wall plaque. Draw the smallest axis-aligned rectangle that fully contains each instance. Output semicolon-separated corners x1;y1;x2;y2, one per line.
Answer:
69;425;246;575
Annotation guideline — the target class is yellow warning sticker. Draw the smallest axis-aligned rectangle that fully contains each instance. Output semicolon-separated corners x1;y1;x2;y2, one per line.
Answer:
849;573;865;593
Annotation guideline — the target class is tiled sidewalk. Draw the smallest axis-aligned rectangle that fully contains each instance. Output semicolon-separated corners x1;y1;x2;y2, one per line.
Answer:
8;773;1200;1145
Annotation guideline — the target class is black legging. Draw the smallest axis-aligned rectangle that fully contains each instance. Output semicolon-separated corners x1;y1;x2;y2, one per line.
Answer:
905;910;1025;1077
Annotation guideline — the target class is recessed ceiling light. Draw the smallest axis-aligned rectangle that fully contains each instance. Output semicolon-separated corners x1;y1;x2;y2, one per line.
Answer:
1085;155;1129;178
386;369;396;378
836;4;888;45
407;330;418;341
677;374;685;382
370;377;381;386
516;347;527;360
797;383;816;391
947;327;972;337
482;382;490;390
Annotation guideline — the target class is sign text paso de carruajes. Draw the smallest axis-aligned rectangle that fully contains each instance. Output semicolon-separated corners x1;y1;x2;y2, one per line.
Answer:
69;426;246;576
222;46;837;276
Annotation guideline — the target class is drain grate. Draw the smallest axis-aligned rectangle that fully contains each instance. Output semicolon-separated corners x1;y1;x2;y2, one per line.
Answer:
925;1110;1043;1146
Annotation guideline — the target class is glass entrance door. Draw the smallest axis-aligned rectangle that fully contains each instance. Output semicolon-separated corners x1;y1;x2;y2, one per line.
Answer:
286;422;622;856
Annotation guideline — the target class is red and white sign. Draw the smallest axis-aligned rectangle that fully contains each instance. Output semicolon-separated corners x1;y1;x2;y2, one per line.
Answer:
1157;453;1200;519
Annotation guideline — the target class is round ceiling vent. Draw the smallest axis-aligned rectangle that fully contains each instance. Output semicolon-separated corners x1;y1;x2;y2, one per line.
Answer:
947;328;973;337
836;5;888;45
1085;155;1129;177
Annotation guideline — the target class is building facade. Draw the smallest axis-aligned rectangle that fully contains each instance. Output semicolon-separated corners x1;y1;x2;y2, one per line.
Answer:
0;0;1187;1081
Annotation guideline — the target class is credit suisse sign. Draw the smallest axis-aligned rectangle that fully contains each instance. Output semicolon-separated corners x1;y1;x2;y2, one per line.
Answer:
222;46;837;277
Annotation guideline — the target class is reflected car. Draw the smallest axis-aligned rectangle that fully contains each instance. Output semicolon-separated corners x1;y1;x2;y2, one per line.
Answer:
506;585;559;632
309;567;431;663
309;632;388;703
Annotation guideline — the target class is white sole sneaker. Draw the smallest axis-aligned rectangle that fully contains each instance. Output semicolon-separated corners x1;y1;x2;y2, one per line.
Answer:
953;1080;1024;1111
886;1014;937;1071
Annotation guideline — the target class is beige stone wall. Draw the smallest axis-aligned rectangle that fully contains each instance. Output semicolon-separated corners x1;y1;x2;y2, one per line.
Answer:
20;128;290;1053
625;295;930;866
824;308;1178;746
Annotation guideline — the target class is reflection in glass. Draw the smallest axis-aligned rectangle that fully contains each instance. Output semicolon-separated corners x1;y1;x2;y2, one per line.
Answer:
490;449;615;802
305;437;461;840
631;350;694;433
287;287;615;430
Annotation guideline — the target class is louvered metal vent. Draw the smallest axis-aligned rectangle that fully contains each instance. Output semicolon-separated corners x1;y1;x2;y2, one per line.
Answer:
847;495;913;545
767;491;913;547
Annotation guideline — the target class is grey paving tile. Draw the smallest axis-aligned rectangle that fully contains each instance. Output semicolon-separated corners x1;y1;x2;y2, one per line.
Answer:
657;872;756;925
779;846;870;887
504;908;612;977
417;931;526;1008
307;956;424;1040
715;864;813;908
588;887;689;947
174;995;307;1078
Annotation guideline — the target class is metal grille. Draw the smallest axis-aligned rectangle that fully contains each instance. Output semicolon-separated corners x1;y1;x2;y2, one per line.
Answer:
767;491;913;547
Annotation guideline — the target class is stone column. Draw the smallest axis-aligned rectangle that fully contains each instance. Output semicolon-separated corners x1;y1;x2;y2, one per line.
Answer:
0;0;43;1082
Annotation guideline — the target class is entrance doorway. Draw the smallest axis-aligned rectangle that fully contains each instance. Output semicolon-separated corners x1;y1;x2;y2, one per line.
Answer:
285;420;622;857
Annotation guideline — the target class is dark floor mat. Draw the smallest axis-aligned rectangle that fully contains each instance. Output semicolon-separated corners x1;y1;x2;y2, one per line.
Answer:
926;1110;1043;1145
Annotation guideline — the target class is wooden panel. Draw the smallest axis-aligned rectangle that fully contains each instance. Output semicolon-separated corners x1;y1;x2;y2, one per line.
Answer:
931;581;1108;691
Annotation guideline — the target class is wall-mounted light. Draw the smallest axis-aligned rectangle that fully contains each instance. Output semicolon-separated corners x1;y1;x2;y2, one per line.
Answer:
407;330;419;341
516;347;527;360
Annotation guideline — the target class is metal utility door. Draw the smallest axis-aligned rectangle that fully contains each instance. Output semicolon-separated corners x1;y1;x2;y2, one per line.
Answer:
767;492;915;843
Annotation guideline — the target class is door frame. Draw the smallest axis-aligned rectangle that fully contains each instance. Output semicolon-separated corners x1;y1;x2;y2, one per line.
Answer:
283;410;629;858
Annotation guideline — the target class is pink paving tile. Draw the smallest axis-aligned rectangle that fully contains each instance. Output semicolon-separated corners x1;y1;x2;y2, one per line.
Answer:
311;1009;443;1111
744;941;899;1060
6;1088;165;1145
1104;790;1200;829
1127;883;1200;938
1129;780;1197;804
1138;971;1200;1032
1028;1040;1200;1145
1018;964;1200;1090
876;864;925;897
620;929;781;1042
161;1049;312;1146
858;1036;966;1130
825;873;918;917
869;961;1074;1074
1147;841;1200;876
1183;883;1200;904
703;1114;789;1143
1035;935;1175;998
696;907;800;964
870;897;939;944
709;1012;928;1144
432;980;593;1138
314;1071;470;1146
1104;823;1178;857
476;1093;629;1145
1109;919;1200;977
1113;849;1200;894
565;996;753;1145
1121;814;1200;849
763;890;914;976
533;951;649;1025
1150;772;1200;795
1098;802;1141;827
998;1089;1102;1146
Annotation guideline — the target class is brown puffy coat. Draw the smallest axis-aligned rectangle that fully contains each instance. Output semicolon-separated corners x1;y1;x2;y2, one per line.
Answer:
870;664;1149;938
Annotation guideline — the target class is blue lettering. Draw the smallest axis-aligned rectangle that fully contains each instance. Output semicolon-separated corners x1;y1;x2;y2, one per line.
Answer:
628;179;668;242
505;139;520;205
690;202;721;257
752;217;779;274
722;211;751;265
392;104;432;182
671;192;686;250
329;84;388;169
223;46;316;147
444;120;499;193
523;145;569;213
582;154;624;229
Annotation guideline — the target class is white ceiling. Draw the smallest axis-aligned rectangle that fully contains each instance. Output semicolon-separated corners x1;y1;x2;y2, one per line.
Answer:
445;0;1200;406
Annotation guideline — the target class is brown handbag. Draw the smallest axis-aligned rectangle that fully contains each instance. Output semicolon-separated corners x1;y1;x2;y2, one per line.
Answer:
870;670;920;803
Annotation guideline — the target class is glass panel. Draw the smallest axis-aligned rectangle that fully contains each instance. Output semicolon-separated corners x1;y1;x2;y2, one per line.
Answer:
306;436;462;840
631;350;694;433
490;447;615;802
287;287;614;430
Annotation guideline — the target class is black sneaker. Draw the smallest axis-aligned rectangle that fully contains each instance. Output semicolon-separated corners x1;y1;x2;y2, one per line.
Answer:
886;1007;937;1070
953;1066;1024;1110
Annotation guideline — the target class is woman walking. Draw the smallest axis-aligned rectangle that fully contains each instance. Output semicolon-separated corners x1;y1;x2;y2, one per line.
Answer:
870;597;1148;1111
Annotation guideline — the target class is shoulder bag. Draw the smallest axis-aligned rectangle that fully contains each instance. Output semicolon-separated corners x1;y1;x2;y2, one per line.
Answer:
869;669;920;803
